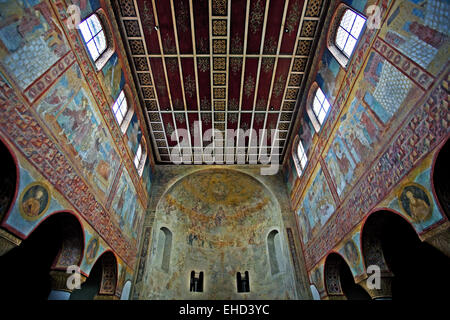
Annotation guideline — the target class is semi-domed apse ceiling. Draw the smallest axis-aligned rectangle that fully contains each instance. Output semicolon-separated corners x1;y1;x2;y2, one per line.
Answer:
113;0;327;164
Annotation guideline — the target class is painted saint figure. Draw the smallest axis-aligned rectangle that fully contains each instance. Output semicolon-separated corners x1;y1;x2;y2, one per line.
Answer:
22;189;45;217
405;190;431;222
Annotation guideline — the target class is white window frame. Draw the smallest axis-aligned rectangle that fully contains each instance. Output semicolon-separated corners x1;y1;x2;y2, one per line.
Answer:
335;9;367;59
79;14;107;62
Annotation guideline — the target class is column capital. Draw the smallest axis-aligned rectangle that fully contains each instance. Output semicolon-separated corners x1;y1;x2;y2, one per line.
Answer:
0;228;22;256
422;221;450;257
49;270;87;293
357;273;393;300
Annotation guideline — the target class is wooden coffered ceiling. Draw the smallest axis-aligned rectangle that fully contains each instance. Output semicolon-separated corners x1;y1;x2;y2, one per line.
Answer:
114;0;327;164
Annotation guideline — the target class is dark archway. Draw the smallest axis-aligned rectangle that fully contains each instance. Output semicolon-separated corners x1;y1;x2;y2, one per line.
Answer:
433;138;450;219
0;212;84;300
0;139;18;222
70;251;118;300
362;210;450;299
324;253;371;300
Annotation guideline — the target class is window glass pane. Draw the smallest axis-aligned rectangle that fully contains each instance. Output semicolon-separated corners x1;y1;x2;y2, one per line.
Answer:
119;99;128;117
315;88;325;103
79;21;92;43
94;31;107;54
351;15;366;38
88;15;102;35
313;97;322;115
335;27;348;51
318;110;326;124
297;142;307;170
137;145;142;159
86;40;100;60
340;10;356;31
300;156;307;169
115;112;124;125
112;101;120;114
344;36;358;57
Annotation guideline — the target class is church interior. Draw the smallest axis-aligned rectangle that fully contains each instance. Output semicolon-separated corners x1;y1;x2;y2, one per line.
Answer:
0;0;449;301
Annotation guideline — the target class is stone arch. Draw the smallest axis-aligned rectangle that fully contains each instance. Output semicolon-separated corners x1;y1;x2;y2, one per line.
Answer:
432;137;450;219
0;211;84;300
324;252;370;300
361;210;450;299
71;250;118;300
0;137;19;224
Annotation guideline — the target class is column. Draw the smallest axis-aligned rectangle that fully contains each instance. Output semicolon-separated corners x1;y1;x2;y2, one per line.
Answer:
48;270;87;300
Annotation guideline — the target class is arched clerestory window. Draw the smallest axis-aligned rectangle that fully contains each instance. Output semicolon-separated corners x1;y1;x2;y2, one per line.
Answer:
312;87;331;128
134;138;147;177
267;230;281;275
158;227;172;272
112;90;129;130
306;83;332;133
292;136;308;177
327;5;367;68
78;10;115;71
79;14;107;62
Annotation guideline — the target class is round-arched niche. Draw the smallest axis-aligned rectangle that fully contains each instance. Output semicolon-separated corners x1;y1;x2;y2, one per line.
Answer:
142;169;297;300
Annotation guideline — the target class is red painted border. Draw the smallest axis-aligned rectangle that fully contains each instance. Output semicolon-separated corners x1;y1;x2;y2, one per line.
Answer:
430;134;450;222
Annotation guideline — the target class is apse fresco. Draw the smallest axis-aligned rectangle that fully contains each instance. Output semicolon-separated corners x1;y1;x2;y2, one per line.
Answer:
297;168;335;244
143;169;298;300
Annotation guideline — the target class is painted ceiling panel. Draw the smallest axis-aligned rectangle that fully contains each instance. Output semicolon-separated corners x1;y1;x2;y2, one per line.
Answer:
115;0;326;164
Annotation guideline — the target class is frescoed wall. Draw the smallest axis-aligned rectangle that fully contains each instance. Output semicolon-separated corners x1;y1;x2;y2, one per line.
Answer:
283;0;449;294
0;0;153;297
297;167;336;244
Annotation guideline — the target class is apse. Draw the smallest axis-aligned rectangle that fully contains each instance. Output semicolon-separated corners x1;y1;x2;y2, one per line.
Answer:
141;168;297;299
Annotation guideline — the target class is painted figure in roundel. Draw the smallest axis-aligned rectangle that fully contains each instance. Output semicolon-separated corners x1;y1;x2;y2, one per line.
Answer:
19;182;50;220
399;184;432;223
343;240;360;268
86;237;100;264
